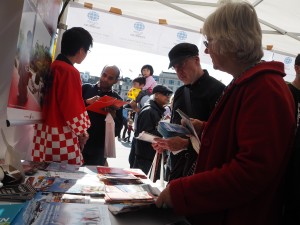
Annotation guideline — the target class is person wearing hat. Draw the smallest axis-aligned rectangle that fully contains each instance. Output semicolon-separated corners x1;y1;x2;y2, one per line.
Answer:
133;85;173;175
154;42;225;181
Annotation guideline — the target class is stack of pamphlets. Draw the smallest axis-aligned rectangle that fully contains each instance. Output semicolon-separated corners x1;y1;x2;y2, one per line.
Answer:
97;166;144;185
157;121;191;138
97;166;148;179
104;184;160;214
0;183;36;202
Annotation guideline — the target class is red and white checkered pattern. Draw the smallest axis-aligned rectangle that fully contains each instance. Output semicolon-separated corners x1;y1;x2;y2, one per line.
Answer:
32;112;90;165
67;111;91;136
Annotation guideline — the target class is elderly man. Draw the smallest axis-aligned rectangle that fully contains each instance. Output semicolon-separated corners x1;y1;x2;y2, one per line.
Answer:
82;65;123;166
134;85;173;175
163;42;225;181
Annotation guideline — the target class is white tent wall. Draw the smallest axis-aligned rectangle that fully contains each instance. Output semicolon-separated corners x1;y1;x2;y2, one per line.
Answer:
74;0;300;57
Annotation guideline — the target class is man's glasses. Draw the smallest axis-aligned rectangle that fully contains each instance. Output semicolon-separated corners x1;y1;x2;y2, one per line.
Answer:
203;41;209;48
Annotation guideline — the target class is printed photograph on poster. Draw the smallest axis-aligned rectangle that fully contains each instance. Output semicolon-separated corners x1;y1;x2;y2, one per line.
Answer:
7;0;60;125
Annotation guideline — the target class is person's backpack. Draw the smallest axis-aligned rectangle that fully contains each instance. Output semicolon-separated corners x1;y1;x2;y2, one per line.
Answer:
135;90;150;103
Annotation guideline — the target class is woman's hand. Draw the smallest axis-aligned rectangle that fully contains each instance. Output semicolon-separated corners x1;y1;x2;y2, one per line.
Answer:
152;137;189;153
190;119;205;137
85;95;100;105
156;185;173;208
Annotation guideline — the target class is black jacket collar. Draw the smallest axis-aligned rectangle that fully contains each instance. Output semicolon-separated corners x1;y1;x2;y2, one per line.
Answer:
56;54;73;66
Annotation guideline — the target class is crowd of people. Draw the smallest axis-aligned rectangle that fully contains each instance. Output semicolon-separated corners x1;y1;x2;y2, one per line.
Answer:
30;1;300;224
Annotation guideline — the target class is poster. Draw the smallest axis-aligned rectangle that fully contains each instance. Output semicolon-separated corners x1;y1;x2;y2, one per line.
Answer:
6;0;60;126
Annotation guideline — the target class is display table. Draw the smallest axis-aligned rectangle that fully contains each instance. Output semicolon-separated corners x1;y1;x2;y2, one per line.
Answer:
0;164;189;225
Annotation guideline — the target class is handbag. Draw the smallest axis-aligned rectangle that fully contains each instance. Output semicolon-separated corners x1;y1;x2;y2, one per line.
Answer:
168;145;198;181
104;113;116;158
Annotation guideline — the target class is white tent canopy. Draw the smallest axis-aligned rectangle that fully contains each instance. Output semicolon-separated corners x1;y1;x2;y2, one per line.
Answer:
73;0;300;57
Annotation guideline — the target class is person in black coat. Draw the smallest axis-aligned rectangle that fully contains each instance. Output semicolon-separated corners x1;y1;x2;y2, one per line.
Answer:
82;65;123;165
133;85;173;174
154;43;226;181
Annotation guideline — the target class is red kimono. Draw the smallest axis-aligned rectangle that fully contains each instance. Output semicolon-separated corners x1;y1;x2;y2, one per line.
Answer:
32;59;90;165
169;61;295;225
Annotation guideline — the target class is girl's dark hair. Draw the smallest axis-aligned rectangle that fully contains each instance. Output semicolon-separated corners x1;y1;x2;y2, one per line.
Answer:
141;64;154;75
61;27;93;56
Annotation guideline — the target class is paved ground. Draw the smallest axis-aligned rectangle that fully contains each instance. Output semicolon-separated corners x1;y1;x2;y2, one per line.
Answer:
107;136;132;168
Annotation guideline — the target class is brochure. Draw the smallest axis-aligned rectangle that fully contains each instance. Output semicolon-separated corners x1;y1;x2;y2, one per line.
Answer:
46;177;105;196
157;121;191;138
105;191;155;204
86;95;126;115
45;162;80;173
135;131;160;143
0;203;24;224
26;192;90;204
25;176;56;191
176;108;201;153
97;166;147;179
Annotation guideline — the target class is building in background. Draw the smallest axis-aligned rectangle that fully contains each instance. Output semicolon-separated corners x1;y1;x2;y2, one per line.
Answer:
157;72;183;92
80;71;182;100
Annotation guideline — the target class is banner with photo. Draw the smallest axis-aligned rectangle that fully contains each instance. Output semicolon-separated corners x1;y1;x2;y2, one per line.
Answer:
66;3;202;57
6;0;60;126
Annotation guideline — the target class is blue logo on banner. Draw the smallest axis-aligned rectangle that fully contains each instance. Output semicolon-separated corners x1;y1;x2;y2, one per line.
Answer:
87;11;100;21
177;31;187;40
134;22;145;31
284;57;292;64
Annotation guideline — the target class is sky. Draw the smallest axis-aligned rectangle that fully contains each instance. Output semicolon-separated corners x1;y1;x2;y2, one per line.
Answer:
75;42;233;85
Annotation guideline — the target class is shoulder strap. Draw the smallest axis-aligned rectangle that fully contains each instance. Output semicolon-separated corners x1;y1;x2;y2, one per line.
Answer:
184;87;193;117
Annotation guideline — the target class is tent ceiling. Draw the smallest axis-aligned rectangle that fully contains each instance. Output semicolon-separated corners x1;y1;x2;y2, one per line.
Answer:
75;0;300;56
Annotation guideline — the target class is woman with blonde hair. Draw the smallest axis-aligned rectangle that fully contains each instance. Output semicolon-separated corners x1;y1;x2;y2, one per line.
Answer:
153;1;295;225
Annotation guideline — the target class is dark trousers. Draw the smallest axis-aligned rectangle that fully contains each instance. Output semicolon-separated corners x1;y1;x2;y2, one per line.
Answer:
133;157;152;176
128;138;136;168
122;118;128;139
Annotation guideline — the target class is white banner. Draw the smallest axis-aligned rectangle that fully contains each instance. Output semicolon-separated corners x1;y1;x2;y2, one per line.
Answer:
66;4;202;57
273;53;295;82
262;50;274;61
